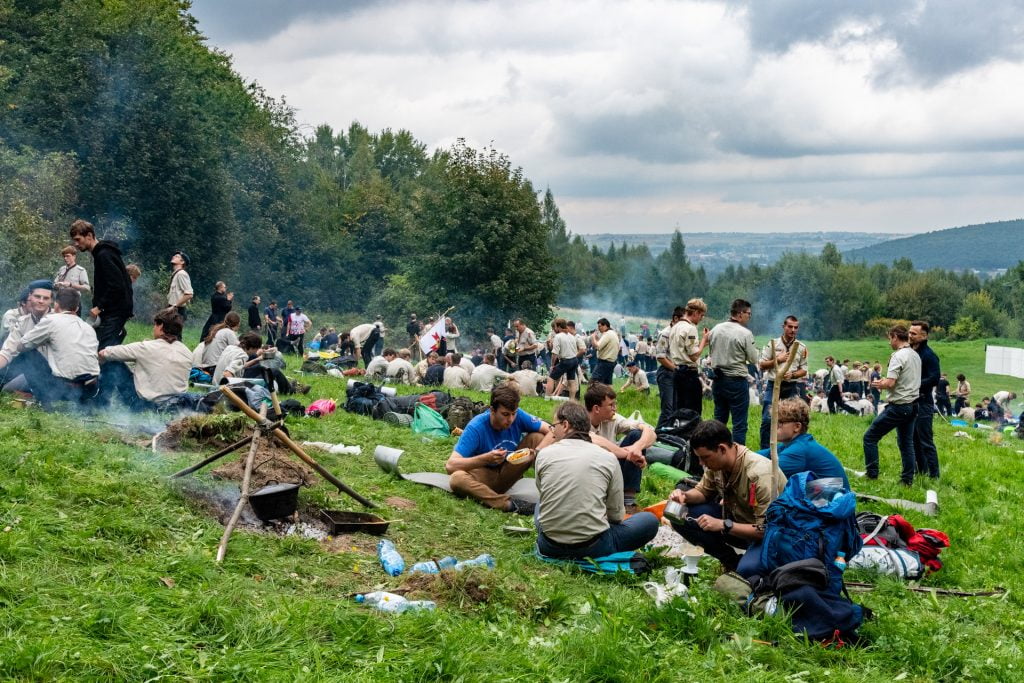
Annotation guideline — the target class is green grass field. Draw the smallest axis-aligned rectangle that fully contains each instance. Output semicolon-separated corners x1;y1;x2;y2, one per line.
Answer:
1;325;1022;680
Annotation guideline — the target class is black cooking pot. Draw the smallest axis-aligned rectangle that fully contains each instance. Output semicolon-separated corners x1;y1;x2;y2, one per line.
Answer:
249;481;300;521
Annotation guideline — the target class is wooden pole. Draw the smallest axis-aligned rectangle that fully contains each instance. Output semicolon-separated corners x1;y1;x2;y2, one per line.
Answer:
168;435;254;479
768;339;799;493
218;386;375;508
216;406;265;563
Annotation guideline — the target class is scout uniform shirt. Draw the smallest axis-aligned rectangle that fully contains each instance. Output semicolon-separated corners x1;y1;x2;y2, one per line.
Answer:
668;318;700;368
759;337;808;382
693;445;786;528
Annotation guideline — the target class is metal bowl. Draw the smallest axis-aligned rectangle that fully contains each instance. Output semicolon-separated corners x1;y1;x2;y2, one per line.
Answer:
663;500;688;524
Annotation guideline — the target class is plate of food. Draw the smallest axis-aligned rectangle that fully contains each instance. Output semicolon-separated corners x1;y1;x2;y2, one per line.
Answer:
506;448;532;464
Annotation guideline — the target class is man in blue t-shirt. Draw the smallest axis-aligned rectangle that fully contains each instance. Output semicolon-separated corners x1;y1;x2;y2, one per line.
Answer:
446;384;553;514
756;398;850;488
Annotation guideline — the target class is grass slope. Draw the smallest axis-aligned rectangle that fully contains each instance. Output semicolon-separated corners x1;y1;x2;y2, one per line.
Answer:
1;328;1022;680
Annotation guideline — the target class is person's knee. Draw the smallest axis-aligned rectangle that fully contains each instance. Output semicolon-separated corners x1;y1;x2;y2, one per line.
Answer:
448;471;472;495
519;431;545;449
632;511;659;538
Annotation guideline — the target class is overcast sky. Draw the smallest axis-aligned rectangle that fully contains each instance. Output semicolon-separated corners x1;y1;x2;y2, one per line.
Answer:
190;0;1024;235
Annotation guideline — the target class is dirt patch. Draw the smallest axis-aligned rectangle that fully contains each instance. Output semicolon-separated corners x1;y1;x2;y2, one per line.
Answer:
154;414;251;452
320;533;379;556
398;571;494;605
211;440;318;489
385;496;417;510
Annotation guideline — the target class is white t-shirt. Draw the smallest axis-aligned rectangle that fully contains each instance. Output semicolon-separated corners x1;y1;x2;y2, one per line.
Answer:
443;366;472;389
288;313;310;336
470;364;509;392
19;312;100;379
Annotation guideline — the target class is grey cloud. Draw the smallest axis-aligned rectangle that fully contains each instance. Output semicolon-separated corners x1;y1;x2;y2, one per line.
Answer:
188;0;386;43
736;0;1024;84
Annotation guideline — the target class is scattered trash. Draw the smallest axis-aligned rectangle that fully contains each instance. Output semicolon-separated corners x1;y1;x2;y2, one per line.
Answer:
355;591;436;613
953;431;973;439
378;539;405;576
643;566;693;607
410;557;458;574
302;441;362;455
502;525;532;536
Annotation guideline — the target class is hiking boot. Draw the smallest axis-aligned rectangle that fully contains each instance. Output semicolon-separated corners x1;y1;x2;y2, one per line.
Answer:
292;381;311;395
506;498;536;515
624;503;641;515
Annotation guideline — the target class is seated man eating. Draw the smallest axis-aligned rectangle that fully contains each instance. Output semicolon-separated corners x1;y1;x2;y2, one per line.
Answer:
98;307;193;411
667;419;786;574
756;398;850;487
446;384;553;514
535;401;659;559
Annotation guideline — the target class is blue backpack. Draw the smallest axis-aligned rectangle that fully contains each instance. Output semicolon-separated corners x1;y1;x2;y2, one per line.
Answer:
759;471;862;595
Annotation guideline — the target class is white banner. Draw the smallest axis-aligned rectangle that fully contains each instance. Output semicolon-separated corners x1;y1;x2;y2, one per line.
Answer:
419;318;447;355
984;345;1024;379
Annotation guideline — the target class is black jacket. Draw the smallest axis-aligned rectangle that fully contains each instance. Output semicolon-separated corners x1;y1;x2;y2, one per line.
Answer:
91;240;133;317
915;340;941;405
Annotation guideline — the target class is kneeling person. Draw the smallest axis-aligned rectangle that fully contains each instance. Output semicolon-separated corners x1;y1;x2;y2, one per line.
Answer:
446;384;552;514
98;307;193;411
535;401;659;559
668;420;785;574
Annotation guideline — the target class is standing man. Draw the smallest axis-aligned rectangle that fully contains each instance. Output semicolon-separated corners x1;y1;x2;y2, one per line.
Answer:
264;300;280;346
669;298;710;416
934;373;952;416
544;318;580;398
825;356;858;415
406;314;422;362
513;318;539;371
287;306;311;350
54;246;91;303
864;325;921;485
909;320;940;480
707;299;758;446
247;296;262;336
590;318;619;385
654;307;684;428
69;219;133;349
757;315;809;449
166;251;193;321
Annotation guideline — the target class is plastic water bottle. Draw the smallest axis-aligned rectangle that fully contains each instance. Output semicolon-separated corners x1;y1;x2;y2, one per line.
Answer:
410;556;458;574
833;551;847;572
355;591;436;613
454;554;496;571
377;539;405;576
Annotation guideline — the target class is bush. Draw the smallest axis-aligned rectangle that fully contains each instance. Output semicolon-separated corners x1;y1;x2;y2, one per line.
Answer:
863;317;911;337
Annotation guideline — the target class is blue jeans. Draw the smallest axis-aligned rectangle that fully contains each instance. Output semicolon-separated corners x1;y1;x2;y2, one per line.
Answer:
759;380;803;449
669;502;756;573
913;401;940;479
618;429;646;494
655;366;676;429
593;359;615;385
712;374;750;446
863;402;918;483
536;511;659;560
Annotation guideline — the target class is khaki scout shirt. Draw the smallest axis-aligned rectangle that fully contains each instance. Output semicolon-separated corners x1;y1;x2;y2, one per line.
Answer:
694;445;786;528
759;337;808;382
669;319;700;367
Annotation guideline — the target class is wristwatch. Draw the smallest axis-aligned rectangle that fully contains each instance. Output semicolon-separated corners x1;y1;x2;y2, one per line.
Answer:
722;519;734;535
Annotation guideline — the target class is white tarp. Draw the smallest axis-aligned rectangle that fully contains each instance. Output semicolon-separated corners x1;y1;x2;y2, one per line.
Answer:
984;345;1024;379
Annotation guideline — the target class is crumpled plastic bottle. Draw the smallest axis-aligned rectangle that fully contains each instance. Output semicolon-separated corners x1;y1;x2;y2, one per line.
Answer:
377;539;405;576
355;591;436;613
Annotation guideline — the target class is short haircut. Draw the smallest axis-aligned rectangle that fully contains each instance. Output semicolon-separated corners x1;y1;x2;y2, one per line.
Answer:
552;317;567;330
555;401;590;434
597;317;610;328
888;324;909;341
61;245;76;257
484;353;496;363
382;348;396;357
685;298;707;314
956;373;966;381
777;398;809;433
784;315;799;324
398;348;411;359
910;320;930;333
154;307;183;338
490;383;521;412
55;287;80;313
451;352;462;364
672;305;686;319
69;219;94;238
521;360;533;370
584;381;616;411
689;419;732;451
239;332;262;351
730;299;751;317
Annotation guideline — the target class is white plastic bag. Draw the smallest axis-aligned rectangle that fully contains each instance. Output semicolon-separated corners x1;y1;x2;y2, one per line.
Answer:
848;546;924;580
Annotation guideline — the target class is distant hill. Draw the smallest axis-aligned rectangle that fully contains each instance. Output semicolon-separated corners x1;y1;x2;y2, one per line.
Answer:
843;219;1024;272
582;231;899;276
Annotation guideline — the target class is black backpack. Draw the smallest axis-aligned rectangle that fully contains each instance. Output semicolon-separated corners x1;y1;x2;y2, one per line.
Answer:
344;381;385;416
655;408;704;477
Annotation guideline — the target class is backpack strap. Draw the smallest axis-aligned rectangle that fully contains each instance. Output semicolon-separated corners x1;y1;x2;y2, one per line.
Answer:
862;515;888;545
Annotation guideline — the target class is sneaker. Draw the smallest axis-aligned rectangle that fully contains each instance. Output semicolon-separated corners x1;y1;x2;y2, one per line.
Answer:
506;498;536;515
624;503;641;515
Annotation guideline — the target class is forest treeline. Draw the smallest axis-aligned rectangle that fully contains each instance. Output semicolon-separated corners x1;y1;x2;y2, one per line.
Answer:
2;0;1023;341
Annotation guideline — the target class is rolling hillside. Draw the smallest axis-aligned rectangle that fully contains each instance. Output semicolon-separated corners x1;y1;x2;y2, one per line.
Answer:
843;219;1024;272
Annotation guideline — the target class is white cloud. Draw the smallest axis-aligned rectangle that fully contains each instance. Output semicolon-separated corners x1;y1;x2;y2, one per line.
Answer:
192;0;1024;234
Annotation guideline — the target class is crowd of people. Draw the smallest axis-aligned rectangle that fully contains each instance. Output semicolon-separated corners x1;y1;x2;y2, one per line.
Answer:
3;219;1016;574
